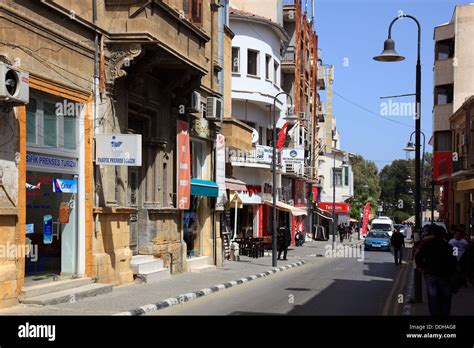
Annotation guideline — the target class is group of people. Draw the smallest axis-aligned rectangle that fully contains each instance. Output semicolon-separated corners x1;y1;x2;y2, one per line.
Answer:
414;223;474;316
337;222;354;243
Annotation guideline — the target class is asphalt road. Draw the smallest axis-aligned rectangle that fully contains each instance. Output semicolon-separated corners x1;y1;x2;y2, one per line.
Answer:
149;247;411;316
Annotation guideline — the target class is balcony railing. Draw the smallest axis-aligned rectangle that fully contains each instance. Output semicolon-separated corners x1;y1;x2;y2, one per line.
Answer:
282;46;296;64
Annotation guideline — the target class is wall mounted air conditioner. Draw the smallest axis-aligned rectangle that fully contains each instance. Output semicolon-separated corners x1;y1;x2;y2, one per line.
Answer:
189;91;201;113
206;97;222;121
0;62;29;105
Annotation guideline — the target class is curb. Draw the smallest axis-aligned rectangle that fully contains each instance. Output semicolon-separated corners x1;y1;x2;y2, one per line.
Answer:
114;260;306;316
402;261;415;315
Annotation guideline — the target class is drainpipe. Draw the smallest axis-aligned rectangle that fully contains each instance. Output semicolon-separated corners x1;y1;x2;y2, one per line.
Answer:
92;0;100;278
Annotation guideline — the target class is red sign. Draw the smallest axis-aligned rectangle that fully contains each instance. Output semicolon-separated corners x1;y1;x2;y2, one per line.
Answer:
177;120;191;209
361;203;371;235
433;151;452;181
317;202;350;213
311;187;318;203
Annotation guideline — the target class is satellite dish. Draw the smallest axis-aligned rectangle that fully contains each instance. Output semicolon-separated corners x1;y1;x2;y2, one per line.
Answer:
251;128;259;144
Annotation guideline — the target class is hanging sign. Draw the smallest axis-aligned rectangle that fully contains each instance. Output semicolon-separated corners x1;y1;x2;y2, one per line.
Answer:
215;134;227;211
177;120;191;209
43;215;53;244
59;202;70;224
95;134;142;166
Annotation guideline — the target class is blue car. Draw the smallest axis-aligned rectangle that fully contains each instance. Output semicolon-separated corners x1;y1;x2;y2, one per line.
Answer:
364;230;391;251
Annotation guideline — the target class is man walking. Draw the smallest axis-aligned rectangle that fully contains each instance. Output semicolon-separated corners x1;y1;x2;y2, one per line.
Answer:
415;225;458;316
391;226;405;265
277;225;291;261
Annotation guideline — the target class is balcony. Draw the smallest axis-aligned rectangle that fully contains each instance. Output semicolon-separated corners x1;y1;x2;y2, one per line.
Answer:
281;46;296;74
317;65;326;90
282;162;305;178
230;145;278;169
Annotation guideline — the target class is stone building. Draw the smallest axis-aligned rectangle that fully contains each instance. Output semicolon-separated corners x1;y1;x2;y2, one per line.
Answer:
0;0;231;308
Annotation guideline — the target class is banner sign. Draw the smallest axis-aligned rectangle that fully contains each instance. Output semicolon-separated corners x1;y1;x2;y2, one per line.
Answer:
325;65;334;153
53;179;77;193
361;203;371;235
95;134;142;166
215;134;227;211
26;152;78;172
177;120;191;210
43;215;53;244
282;149;304;164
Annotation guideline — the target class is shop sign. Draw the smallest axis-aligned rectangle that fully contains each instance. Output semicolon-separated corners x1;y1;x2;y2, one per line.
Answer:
190;117;211;140
43;215;53;244
95;134;142;166
177;120;191;209
26;152;78;171
26;224;34;235
317;202;350;213
59;202;70;224
282;149;304;164
53;179;77;193
215;134;227;211
256;145;272;163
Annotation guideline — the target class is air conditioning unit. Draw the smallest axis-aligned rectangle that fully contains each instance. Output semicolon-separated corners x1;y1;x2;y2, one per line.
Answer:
206;97;222;121
0;62;29;105
189;91;201;113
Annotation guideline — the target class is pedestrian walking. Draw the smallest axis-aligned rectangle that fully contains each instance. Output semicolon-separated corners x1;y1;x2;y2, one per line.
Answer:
450;231;469;287
338;223;344;243
415;225;458;316
277;225;291;261
391;227;405;265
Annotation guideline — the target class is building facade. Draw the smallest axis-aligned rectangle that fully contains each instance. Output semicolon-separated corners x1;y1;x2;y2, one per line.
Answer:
432;4;474;230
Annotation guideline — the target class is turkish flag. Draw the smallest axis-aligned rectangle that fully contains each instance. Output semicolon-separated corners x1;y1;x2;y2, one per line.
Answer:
277;122;288;150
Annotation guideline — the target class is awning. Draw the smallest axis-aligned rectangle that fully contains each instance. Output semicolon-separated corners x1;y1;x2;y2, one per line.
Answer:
191;178;219;197
237;191;262;205
264;200;307;216
315;207;333;221
225;178;248;191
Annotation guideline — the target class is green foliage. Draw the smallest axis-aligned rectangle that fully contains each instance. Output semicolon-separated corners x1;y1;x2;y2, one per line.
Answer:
350;155;381;220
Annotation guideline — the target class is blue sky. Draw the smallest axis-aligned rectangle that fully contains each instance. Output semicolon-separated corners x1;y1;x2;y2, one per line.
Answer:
309;0;472;169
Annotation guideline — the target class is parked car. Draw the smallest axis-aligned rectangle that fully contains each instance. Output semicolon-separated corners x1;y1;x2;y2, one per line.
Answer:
364;230;391;251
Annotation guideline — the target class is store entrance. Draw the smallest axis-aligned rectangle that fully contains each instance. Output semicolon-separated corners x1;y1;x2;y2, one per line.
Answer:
25;171;78;284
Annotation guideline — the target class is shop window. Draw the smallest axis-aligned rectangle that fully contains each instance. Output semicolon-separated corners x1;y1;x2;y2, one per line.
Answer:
247;49;259;77
26;97;37;144
43;102;58;147
232;47;240;73
344;167;349;186
183;0;203;26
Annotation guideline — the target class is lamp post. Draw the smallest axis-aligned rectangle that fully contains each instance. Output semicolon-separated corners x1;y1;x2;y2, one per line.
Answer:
374;13;422;303
272;92;299;267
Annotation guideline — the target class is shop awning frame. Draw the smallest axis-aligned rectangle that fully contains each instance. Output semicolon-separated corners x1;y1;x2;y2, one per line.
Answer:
263;200;307;216
191;178;219;197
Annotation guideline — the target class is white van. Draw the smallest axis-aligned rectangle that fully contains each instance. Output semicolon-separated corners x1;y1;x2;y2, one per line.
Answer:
370;218;394;236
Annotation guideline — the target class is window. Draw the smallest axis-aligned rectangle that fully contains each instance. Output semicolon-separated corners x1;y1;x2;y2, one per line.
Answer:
274;61;279;85
434;84;454;105
26;92;78;151
247;49;259;76
344;167;349;186
265;54;271;80
191;140;205;179
332;168;342;187
435;39;454;60
183;0;203;26
232;47;240;73
26;98;37;144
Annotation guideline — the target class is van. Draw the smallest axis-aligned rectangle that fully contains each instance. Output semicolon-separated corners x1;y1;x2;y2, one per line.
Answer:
370;218;394;236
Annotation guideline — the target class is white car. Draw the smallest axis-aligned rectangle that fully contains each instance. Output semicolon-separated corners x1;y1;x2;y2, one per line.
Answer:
370;218;394;236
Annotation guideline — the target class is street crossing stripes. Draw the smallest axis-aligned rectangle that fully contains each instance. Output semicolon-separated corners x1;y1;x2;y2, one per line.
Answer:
113;260;305;316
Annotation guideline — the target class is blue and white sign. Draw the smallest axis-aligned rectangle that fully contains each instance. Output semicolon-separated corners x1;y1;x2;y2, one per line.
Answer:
53;179;78;193
26;152;78;173
26;223;35;235
282;149;304;164
95;134;142;166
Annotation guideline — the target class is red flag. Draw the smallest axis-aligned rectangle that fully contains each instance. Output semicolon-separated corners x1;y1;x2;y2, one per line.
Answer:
277;122;288;150
361;202;371;236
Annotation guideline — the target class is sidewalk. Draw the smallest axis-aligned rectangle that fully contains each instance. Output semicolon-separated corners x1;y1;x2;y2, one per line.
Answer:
0;240;347;316
408;276;474;316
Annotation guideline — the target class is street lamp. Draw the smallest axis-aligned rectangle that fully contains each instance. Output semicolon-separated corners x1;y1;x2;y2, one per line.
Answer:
272;92;298;267
374;13;423;303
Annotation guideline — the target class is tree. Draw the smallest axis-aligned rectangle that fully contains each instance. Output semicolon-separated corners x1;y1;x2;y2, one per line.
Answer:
350;155;381;220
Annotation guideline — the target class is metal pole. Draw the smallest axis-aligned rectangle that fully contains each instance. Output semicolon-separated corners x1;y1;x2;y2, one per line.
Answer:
431;180;435;222
332;147;336;248
272;98;278;267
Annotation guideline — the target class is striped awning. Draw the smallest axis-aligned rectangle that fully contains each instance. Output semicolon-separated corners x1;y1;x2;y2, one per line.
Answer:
225;178;248;191
263;200;307;216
